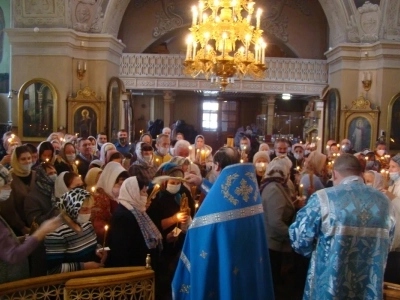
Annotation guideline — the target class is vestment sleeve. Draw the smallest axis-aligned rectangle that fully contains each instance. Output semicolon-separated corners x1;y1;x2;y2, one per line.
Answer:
289;193;321;257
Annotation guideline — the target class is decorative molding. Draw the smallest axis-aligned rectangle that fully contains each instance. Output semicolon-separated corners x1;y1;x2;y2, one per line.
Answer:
102;0;131;37
384;0;400;40
14;0;68;27
71;0;104;33
357;1;380;43
152;1;184;38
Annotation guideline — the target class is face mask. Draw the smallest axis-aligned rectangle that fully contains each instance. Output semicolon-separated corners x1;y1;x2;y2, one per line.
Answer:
240;145;248;151
304;150;310;156
255;163;266;172
366;183;373;186
158;147;168;156
49;174;57;182
389;172;400;182
112;186;121;199
342;145;350;152
377;149;385;156
76;213;91;224
119;138;127;144
20;163;32;172
366;161;375;169
294;153;303;160
287;147;292;153
143;155;152;162
278;152;287;157
166;183;181;194
66;154;76;163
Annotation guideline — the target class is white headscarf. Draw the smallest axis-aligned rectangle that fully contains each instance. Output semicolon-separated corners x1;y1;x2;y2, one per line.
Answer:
55;171;69;198
96;162;127;198
366;170;384;190
99;142;117;163
118;176;146;212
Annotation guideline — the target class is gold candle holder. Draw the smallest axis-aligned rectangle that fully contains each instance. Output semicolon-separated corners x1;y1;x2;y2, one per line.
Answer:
146;184;160;206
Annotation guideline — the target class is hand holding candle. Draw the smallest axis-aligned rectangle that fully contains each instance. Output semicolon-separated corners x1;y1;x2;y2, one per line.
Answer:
102;225;108;250
299;184;304;196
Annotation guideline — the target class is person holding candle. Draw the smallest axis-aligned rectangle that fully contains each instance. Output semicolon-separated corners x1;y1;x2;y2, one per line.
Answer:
153;134;172;166
147;163;195;299
292;143;306;171
54;142;79;175
189;135;213;171
84;167;102;192
363;170;384;189
105;177;162;270
129;142;157;187
362;149;381;171
339;139;356;155
299;151;326;202
238;136;257;163
375;141;389;169
259;157;295;293
45;188;106;274
32;141;55;169
1;132;22;168
253;150;270;187
92;162;129;243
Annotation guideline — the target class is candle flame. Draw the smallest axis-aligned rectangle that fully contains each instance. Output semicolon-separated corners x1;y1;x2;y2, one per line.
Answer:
104;225;109;231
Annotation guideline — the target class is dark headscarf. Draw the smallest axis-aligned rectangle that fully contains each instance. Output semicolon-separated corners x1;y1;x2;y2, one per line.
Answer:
35;164;55;197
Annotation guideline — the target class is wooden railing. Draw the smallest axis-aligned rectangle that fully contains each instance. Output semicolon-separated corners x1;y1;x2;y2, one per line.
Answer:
0;267;154;300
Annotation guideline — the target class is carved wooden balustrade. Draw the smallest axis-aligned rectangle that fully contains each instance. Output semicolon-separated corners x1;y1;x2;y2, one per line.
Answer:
0;267;154;300
120;53;328;94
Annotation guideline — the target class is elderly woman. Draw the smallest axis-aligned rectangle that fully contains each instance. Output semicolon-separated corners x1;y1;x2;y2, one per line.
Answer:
45;189;106;274
260;158;295;291
189;135;213;170
99;142;117;164
147;163;195;298
363;170;384;189
253;151;270;187
92;162;129;243
129;142;157;187
299;151;326;201
54;142;79;175
106;177;162;268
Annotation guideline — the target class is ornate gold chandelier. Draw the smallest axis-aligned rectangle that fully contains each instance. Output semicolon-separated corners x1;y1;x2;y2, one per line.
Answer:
184;0;267;91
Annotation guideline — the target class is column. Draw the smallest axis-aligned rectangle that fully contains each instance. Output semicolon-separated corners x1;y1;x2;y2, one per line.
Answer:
314;97;324;152
261;97;268;115
267;95;276;135
163;90;175;127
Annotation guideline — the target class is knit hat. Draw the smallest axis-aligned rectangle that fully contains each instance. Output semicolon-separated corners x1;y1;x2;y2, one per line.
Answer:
253;151;270;163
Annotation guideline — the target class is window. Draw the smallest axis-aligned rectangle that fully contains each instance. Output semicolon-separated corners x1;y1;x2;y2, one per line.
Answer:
221;101;236;132
202;101;219;131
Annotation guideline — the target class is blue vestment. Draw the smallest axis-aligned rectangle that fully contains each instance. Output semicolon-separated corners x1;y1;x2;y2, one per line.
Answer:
172;163;274;299
289;176;396;299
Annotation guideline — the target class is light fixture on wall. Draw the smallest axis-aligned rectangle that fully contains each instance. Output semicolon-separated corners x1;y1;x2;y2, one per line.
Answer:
8;89;18;99
282;93;291;100
77;61;87;80
183;0;268;91
362;71;372;92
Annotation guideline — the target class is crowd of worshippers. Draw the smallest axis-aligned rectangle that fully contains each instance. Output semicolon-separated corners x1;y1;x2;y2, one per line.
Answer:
0;127;399;300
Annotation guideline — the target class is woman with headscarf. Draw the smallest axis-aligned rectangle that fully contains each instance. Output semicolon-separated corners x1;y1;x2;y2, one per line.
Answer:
99;142;117;164
363;170;385;189
0;145;35;236
84;167;102;192
146;162;195;298
128;142;157;187
44;189;106;274
92;162;129;243
55;171;84;199
189;135;213;171
253;151;270;187
54;142;79;175
260;158;295;293
106;177;162;268
33;141;55;168
87;136;99;157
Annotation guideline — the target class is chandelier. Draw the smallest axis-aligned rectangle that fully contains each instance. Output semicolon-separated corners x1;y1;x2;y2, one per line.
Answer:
184;0;267;91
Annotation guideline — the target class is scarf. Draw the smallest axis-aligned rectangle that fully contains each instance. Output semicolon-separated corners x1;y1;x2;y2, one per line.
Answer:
99;143;117;163
56;188;91;221
10;149;31;177
118;177;163;250
135;142;154;168
55;171;69;198
35;164;55;197
84;167;102;192
96;162;127;200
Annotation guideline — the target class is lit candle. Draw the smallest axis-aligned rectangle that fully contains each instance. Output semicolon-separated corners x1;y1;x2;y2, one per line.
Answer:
103;225;108;249
240;159;244;163
299;184;304;196
192;6;198;26
45;158;49;162
296;166;300;171
155;158;159;167
261;42;267;64
91;186;95;193
75;160;79;166
201;149;206;163
256;8;262;28
11;134;15;139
